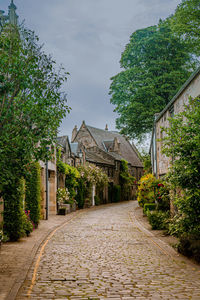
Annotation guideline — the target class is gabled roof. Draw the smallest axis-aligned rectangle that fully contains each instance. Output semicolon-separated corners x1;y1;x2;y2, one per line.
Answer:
86;124;143;167
57;135;70;151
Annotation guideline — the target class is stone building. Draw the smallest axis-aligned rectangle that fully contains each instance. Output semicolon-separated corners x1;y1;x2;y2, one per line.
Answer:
0;0;18;30
71;121;143;202
150;67;200;178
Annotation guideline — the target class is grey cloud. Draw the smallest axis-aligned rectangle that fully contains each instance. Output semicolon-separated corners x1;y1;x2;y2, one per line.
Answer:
2;0;181;138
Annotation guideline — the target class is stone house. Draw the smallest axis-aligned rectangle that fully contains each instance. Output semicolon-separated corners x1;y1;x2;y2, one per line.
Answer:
150;67;200;178
39;145;57;219
71;121;143;202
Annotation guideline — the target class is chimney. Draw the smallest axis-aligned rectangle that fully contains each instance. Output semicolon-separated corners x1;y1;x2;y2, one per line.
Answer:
105;124;108;131
71;125;77;142
113;137;121;154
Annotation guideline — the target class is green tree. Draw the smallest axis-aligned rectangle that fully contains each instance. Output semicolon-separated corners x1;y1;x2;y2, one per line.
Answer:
171;0;200;55
109;20;194;140
0;25;70;188
0;25;69;240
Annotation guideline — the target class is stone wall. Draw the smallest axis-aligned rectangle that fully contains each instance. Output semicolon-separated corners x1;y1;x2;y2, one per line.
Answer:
74;123;96;148
156;71;200;177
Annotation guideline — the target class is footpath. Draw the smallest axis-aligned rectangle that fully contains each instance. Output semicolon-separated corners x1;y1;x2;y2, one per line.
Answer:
0;210;81;300
0;201;199;300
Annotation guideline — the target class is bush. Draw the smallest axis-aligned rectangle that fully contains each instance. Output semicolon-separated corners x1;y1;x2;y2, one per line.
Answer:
76;178;86;209
23;211;33;236
25;162;41;228
177;236;200;263
113;185;121;203
137;173;170;210
120;159;135;201
3;178;26;241
57;188;70;205
143;203;156;215
137;173;156;207
94;195;100;206
147;210;170;230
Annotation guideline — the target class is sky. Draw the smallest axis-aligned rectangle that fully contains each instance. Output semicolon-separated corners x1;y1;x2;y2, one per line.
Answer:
1;0;181;141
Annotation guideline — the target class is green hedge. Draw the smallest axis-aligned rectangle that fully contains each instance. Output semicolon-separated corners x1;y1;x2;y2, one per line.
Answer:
3;178;26;241
147;210;169;230
25;162;41;228
143;203;156;215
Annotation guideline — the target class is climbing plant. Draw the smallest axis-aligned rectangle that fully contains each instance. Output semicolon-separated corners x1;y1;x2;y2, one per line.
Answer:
25;162;41;228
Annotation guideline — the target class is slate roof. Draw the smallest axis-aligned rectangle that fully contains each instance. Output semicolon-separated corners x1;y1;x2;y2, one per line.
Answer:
86;125;143;167
57;136;68;148
86;150;114;166
70;143;79;156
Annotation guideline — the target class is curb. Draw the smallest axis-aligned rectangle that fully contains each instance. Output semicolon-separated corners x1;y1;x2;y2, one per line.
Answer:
6;210;81;300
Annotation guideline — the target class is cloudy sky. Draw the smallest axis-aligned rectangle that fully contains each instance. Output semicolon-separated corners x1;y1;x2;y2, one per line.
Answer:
1;0;181;140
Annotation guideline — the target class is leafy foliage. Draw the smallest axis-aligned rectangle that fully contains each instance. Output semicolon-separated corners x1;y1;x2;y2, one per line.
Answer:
139;152;152;174
162;97;200;238
3;178;26;241
113;185;121;203
77;164;108;188
171;0;200;55
119;159;135;200
56;188;70;205
147;210;170;230
137;173;170;210
0;25;70;191
109;20;194;140
25;162;41;228
65;165;80;200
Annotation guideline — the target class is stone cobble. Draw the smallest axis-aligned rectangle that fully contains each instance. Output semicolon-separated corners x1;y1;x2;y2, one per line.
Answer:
17;201;200;299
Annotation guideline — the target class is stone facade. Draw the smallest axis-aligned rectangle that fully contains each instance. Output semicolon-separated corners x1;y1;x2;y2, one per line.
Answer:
150;67;200;178
40;147;57;219
71;121;143;202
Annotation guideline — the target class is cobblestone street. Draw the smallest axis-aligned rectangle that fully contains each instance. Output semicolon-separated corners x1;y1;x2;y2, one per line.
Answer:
17;201;200;299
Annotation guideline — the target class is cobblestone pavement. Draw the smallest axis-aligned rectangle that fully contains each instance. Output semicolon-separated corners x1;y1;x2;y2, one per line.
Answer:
17;201;200;299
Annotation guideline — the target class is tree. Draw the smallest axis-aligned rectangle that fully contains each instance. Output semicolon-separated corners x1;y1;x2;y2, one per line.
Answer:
171;0;200;55
109;20;195;141
0;25;70;189
0;25;70;240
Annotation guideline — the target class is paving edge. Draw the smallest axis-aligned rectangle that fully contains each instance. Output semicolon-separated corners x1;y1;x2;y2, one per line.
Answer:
6;210;81;300
131;206;200;270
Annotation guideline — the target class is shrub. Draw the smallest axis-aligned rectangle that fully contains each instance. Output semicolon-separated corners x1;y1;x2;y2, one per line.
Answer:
137;173;170;210
143;203;156;215
76;178;86;209
94;195;100;206
120;159;135;201
23;211;33;236
3;178;26;241
25;162;41;228
162;97;200;243
137;173;156;207
57;188;70;205
177;236;200;263
113;185;121;203
65;165;80;200
147;210;170;230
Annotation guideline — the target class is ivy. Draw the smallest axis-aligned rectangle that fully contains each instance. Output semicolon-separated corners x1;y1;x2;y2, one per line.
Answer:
25;162;41;228
162;96;200;238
